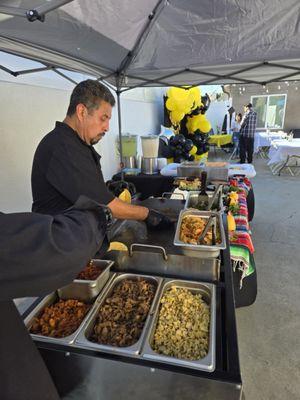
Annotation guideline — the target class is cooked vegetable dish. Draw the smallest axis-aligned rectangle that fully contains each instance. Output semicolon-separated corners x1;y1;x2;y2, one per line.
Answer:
152;287;210;360
90;278;156;347
30;299;91;338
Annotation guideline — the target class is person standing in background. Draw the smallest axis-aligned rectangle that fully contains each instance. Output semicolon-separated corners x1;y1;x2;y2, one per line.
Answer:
222;106;236;134
231;113;242;159
239;103;257;163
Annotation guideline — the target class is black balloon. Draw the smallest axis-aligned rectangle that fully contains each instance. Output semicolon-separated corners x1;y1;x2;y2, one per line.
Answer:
188;154;195;161
174;148;183;157
171;135;180;145
184;139;193;152
177;134;185;145
194;133;202;145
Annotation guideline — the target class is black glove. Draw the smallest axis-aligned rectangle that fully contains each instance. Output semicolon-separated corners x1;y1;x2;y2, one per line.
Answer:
145;209;173;230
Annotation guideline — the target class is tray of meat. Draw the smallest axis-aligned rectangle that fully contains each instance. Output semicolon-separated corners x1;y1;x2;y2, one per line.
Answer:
75;273;162;356
58;260;114;302
25;292;96;345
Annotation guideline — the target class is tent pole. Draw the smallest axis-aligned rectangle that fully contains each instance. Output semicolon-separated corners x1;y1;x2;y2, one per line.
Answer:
0;1;74;21
116;87;124;180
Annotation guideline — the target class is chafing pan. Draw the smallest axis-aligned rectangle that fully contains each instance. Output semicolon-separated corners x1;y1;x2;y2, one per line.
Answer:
24;292;97;345
58;260;114;302
75;273;162;356
184;190;223;212
173;209;226;258
141;279;216;372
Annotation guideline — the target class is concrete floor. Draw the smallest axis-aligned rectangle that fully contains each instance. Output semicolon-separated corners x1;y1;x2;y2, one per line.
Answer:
235;156;300;400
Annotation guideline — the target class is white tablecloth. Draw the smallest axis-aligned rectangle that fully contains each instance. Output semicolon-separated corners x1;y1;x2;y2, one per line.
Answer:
228;163;256;178
254;131;287;153
268;139;300;165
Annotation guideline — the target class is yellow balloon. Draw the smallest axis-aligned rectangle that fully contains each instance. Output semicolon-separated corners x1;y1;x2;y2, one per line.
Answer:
166;97;177;111
189;145;197;155
170;110;184;124
195;152;209;161
199;120;211;133
186;115;195;133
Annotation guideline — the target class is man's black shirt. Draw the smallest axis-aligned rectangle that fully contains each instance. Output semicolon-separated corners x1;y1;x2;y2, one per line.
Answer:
31;122;115;215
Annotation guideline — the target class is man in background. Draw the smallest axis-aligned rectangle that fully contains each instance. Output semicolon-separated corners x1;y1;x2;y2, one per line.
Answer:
239;103;257;164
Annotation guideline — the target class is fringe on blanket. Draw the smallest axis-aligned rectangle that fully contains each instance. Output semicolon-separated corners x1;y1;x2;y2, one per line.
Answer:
232;259;250;289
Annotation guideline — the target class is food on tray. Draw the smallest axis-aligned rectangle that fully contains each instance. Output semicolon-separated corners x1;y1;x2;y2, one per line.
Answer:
76;260;104;280
152;287;209;360
178;178;201;191
179;215;220;245
206;161;228;168
90;278;156;347
30;299;91;338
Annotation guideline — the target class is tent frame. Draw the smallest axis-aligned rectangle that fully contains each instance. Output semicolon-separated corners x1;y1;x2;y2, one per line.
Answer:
0;1;74;22
2;0;300;171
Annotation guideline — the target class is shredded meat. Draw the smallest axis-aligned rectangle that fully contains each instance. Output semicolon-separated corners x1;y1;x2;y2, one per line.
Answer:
30;299;91;338
90;278;156;347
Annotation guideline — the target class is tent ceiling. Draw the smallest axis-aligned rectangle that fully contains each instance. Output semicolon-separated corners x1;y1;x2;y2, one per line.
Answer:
1;0;300;89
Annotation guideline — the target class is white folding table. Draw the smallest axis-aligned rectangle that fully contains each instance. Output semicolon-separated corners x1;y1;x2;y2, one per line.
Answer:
268;139;300;175
254;131;287;158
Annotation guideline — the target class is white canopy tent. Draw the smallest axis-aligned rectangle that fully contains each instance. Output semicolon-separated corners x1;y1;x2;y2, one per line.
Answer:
1;0;300;159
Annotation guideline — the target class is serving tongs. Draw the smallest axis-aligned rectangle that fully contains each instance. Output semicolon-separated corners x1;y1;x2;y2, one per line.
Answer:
207;184;222;211
197;215;215;245
197;171;209;210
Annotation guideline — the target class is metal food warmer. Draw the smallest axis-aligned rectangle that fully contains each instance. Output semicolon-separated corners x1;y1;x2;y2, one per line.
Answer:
22;199;243;400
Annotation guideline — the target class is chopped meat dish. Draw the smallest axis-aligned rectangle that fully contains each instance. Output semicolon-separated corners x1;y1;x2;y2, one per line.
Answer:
180;215;220;245
30;299;91;338
90;278;156;347
76;260;104;280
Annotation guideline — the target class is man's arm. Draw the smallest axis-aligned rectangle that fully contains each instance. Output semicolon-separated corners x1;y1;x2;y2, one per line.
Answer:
0;196;108;301
108;197;149;220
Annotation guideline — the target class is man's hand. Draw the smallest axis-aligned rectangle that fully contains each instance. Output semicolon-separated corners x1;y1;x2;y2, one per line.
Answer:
145;209;173;230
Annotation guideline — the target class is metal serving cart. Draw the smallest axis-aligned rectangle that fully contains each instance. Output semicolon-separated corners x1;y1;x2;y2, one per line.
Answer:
22;205;243;400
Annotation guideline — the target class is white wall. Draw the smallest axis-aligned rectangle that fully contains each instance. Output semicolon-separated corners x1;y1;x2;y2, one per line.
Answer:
0;81;162;213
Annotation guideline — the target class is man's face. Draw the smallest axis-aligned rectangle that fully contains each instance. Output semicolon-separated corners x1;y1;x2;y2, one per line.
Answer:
80;101;112;145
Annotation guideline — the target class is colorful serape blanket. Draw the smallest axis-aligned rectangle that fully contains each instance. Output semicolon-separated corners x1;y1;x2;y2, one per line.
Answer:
230;245;256;288
229;178;255;287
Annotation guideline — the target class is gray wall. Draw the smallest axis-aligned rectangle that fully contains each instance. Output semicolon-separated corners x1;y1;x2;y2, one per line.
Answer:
229;83;300;132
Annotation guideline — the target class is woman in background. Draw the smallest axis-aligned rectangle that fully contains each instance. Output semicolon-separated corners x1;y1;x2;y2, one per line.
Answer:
231;113;242;159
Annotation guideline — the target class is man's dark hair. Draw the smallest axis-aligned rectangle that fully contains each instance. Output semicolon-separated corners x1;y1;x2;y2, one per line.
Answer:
246;103;253;109
67;79;115;116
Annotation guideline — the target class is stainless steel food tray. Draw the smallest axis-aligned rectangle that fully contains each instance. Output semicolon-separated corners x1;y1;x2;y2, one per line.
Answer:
173;209;226;258
184;190;223;212
141;279;216;372
24;289;105;346
177;161;205;178
58;260;114;302
75;273;163;356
